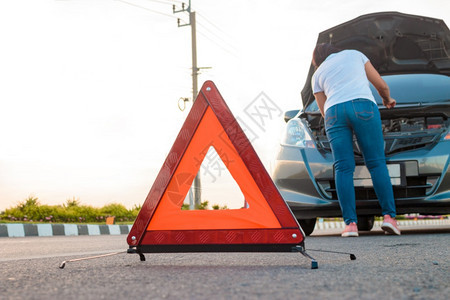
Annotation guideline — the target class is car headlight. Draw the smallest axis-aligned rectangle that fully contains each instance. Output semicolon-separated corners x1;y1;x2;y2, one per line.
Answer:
444;129;450;140
281;118;315;148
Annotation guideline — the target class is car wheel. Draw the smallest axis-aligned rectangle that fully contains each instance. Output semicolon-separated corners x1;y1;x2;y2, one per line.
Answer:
357;215;375;231
298;218;316;236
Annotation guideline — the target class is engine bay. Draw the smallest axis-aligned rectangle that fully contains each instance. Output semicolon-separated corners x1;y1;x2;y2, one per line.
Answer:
302;108;449;154
381;116;446;133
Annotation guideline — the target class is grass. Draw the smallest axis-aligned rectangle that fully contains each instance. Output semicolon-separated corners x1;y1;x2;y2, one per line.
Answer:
0;196;139;224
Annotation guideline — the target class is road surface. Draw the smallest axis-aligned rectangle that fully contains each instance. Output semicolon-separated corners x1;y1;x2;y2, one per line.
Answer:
0;225;449;299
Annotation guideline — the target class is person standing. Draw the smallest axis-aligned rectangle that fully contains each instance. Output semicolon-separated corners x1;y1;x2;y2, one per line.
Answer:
311;43;401;237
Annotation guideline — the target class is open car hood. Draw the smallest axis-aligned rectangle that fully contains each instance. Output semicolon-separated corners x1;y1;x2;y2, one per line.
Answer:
301;11;450;109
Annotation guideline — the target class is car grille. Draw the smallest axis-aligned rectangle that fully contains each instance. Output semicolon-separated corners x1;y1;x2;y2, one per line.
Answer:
318;175;439;200
319;132;441;155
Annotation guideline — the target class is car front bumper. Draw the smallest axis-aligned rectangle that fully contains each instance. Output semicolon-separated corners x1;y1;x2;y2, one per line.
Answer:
273;140;450;218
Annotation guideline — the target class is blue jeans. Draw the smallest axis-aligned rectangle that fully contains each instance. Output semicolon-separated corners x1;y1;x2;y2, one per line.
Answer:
325;99;396;225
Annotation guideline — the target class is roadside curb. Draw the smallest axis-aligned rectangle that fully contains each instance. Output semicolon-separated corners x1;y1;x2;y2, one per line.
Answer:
1;219;449;237
314;219;450;230
0;223;132;238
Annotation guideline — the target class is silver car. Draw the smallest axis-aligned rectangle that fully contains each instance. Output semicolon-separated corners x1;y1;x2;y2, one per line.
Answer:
273;12;450;235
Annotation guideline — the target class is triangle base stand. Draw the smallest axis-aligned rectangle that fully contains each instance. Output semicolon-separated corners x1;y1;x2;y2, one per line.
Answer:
127;241;320;269
292;245;318;269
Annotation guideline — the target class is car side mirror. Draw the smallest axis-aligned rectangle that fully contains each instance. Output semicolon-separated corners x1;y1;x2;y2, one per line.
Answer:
284;110;300;122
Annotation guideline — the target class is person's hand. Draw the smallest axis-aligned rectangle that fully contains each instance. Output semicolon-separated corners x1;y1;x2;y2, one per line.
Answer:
383;97;396;109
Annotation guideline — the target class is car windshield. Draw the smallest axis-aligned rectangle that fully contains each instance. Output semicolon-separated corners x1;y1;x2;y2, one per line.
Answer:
305;73;450;112
372;74;450;104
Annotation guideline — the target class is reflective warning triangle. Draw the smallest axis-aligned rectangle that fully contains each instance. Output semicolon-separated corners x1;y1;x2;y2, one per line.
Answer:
128;81;304;252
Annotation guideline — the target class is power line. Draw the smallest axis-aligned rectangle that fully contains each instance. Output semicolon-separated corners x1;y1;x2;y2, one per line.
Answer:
143;0;183;6
164;1;238;49
119;1;238;57
159;0;185;4
196;10;235;41
189;7;239;57
117;0;179;19
196;29;239;58
196;18;238;52
143;0;174;5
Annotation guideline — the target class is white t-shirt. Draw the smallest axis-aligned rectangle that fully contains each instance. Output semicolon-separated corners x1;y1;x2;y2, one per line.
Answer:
312;49;376;113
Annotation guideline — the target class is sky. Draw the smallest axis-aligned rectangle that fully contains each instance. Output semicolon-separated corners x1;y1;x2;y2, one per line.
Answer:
0;0;449;211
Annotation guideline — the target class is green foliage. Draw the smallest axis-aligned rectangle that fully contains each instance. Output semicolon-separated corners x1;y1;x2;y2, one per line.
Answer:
0;196;235;223
65;197;81;208
19;196;40;209
181;201;229;210
181;201;209;210
212;204;228;210
101;203;133;218
195;200;209;210
0;196;140;223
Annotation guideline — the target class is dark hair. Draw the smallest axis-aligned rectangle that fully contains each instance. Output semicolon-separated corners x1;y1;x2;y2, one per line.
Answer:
312;43;342;68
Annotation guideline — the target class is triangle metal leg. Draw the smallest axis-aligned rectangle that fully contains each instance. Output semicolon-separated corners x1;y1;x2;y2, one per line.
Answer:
128;247;146;261
292;245;319;269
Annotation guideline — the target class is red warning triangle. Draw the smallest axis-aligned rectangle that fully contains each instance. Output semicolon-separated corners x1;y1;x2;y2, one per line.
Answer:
128;81;304;252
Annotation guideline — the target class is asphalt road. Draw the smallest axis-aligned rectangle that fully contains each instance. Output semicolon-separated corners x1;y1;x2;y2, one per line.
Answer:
1;225;449;300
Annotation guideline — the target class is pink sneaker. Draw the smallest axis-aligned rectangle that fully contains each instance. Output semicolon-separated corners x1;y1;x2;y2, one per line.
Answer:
381;215;401;235
341;222;359;237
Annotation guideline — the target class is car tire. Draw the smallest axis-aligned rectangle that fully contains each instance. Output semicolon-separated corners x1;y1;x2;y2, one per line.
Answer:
298;218;316;236
357;215;375;231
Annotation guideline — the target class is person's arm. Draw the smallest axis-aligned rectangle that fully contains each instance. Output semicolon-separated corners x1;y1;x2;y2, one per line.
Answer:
314;92;327;117
364;61;396;109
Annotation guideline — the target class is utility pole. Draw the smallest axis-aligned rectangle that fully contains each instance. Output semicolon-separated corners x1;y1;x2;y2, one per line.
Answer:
173;0;201;208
